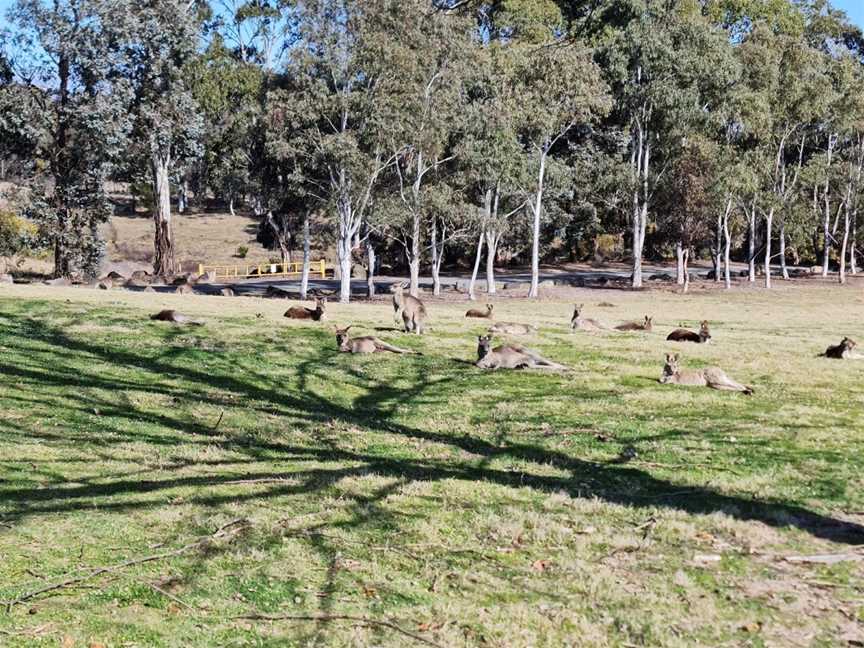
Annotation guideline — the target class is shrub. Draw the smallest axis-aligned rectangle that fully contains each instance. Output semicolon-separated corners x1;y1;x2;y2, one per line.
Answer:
235;245;249;259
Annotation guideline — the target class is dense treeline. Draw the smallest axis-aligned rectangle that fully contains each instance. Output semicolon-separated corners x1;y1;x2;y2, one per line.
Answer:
1;0;863;301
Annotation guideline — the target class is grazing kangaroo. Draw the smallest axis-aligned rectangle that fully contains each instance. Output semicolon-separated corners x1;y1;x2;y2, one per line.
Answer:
615;315;653;332
335;326;419;354
821;337;864;359
392;283;427;334
466;304;494;319
488;322;537;336
667;320;711;343
475;335;567;371
284;298;327;321
659;353;752;394
570;304;607;331
150;310;204;326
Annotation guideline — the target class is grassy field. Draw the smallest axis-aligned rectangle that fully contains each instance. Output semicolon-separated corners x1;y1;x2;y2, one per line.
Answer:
0;283;862;647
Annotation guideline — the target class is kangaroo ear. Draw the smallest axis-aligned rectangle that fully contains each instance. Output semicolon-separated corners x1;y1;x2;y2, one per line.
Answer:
673;353;680;361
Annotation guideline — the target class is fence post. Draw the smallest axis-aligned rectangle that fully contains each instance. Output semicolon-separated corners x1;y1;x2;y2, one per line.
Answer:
320;259;326;278
198;263;204;276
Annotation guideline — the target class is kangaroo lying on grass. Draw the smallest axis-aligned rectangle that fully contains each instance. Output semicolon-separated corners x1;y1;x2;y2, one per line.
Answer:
659;353;752;394
475;335;567;370
488;322;537;336
284;298;327;321
821;337;864;359
335;326;419;354
615;315;653;332
150;310;204;326
466;304;494;319
667;320;711;343
392;283;427;334
570;304;607;331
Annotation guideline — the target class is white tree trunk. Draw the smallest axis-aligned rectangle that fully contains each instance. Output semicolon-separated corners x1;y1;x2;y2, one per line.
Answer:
366;242;376;297
151;151;175;277
300;212;311;300
713;214;722;282
675;240;685;285
485;230;498;295
779;220;789;280
764;207;773;289
840;205;850;285
682;247;690;293
528;149;547;299
748;198;757;283
468;231;484;301
722;197;733;290
337;237;352;303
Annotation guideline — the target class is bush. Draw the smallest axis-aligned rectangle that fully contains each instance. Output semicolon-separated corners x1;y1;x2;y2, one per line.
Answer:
0;210;37;272
235;245;249;259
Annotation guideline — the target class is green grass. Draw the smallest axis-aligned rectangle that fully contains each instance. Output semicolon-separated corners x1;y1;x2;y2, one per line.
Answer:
0;284;862;647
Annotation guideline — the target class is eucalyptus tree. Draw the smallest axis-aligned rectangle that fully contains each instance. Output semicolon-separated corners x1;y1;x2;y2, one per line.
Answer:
1;0;134;278
126;1;204;277
369;0;472;296
736;24;830;287
267;0;395;303
457;43;528;297
599;0;738;288
517;44;610;298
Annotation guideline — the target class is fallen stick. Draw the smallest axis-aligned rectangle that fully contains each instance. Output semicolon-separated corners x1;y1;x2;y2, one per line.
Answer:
233;613;445;648
2;518;248;613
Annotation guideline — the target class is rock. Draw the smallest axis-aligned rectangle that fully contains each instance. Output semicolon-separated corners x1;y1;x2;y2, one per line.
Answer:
220;287;235;297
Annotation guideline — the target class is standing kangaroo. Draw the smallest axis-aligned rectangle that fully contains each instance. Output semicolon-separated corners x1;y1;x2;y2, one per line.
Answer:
475;335;567;371
392;283;427;334
284;298;327;321
615;315;653;332
667;320;711;343
659;353;752;394
466;304;494;319
149;310;204;326
570;304;607;331
335;326;418;354
821;337;863;359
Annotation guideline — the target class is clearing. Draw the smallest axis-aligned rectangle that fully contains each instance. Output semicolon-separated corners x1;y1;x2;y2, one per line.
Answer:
0;283;862;647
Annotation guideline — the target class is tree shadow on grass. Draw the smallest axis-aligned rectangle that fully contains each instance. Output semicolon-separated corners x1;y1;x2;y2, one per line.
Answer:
0;310;861;549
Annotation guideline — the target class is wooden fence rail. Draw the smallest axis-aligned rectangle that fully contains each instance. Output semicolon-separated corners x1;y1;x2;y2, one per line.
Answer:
198;260;329;280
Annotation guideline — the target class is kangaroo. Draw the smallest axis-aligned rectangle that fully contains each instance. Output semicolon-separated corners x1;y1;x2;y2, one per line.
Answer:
821;337;864;360
335;326;418;354
284;298;327;321
570;304;607;331
667;320;711;343
475;335;567;371
488;322;537;336
466;304;494;319
150;310;204;326
615;315;653;332
392;283;427;334
659;353;752;394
